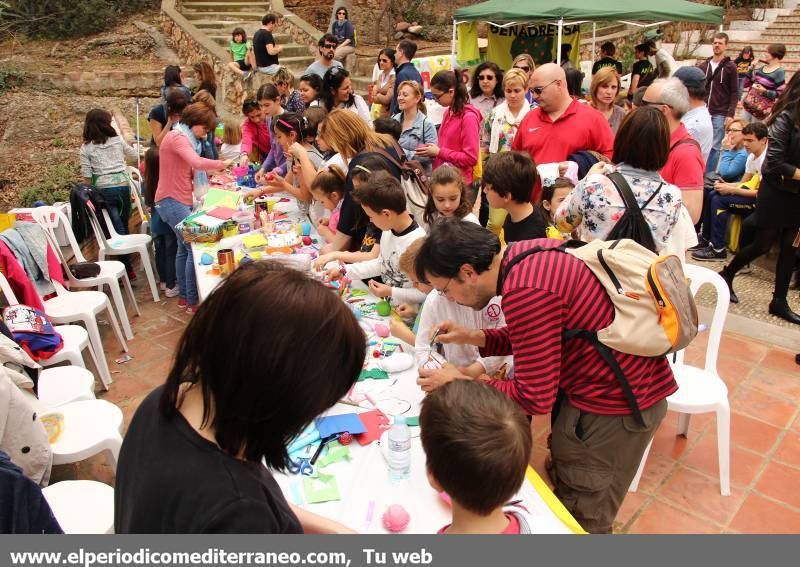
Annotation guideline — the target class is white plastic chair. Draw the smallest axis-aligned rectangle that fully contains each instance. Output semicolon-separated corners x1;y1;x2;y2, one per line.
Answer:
30;206;139;341
85;198;160;302
48;399;123;469
42;480;114;534
0;272;101;377
127;166;150;236
38;366;96;408
629;264;731;496
39;279;127;391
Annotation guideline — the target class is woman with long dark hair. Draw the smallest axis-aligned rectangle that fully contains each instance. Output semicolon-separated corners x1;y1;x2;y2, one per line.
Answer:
115;262;365;533
321;67;372;126
720;72;800;323
469;61;504;120
417;70;482;185
160;64;192;101
371;48;396;117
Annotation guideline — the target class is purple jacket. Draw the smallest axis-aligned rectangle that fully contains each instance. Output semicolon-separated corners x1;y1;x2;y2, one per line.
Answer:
697;57;739;118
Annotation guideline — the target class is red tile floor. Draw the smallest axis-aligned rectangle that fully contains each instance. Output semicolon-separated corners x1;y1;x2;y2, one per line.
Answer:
52;283;800;534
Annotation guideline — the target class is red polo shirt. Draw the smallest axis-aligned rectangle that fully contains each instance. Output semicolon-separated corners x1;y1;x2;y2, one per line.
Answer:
660;123;704;191
511;99;614;200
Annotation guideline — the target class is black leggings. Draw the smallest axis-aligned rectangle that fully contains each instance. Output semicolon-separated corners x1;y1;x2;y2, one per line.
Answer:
727;221;798;300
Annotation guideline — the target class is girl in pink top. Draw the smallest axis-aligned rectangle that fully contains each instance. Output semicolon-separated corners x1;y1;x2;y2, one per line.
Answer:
417;70;482;185
309;165;346;243
154;103;228;311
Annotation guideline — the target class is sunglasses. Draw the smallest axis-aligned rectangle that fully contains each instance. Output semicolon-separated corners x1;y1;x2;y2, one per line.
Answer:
337;11;346;15
322;44;337;49
531;79;558;96
477;74;495;81
514;65;531;72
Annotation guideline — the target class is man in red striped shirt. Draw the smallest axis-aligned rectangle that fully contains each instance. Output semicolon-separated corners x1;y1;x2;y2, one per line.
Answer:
415;220;676;533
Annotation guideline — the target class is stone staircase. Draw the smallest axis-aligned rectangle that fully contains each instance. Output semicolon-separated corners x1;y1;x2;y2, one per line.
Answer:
178;0;316;76
728;8;800;78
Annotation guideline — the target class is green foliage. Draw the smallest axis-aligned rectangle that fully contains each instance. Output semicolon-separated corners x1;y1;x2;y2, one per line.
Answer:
0;66;24;93
18;163;79;207
1;0;159;40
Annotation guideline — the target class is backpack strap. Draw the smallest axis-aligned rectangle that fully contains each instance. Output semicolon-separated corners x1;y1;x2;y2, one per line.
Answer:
372;144;407;170
670;138;701;152
561;329;646;426
607;172;663;212
496;240;584;295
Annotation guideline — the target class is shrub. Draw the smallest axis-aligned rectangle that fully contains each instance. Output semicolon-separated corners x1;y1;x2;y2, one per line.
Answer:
18;163;79;207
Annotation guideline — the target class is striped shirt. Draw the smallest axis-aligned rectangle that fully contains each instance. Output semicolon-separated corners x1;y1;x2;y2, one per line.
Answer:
481;239;677;416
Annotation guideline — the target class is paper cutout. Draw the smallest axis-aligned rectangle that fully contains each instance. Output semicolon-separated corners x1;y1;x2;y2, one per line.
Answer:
315;413;367;438
405;416;419;427
358;368;390;382
315;443;351;468
349;289;368;297
206;207;237;220
302;473;341;503
203;188;241;210
356;409;391;445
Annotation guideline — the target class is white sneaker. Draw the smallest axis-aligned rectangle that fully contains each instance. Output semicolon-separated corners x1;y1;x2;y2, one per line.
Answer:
165;286;180;298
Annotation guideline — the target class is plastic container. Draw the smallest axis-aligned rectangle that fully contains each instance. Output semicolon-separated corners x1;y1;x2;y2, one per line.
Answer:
387;415;411;482
232;210;255;234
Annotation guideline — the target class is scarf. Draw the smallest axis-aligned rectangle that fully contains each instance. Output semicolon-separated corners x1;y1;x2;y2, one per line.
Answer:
174;122;208;198
489;101;530;154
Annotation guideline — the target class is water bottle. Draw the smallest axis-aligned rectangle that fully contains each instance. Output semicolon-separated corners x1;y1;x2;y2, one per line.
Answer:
387;415;411;482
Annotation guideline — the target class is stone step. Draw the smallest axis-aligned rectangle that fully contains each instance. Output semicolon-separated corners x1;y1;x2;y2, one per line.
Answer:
210;36;310;57
209;32;291;44
279;55;316;67
182;10;267;21
182;1;269;12
729;40;800;51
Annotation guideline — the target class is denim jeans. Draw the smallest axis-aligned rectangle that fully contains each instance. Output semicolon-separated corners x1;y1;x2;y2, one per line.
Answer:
150;207;177;288
701;190;757;249
100;185;132;271
706;114;727;174
155;197;198;304
257;64;281;75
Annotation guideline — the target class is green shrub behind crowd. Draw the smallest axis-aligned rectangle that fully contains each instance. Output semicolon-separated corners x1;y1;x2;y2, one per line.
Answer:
1;0;158;39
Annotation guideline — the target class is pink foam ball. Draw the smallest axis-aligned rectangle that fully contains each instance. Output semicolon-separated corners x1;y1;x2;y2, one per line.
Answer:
382;504;410;532
374;323;390;338
302;235;312;245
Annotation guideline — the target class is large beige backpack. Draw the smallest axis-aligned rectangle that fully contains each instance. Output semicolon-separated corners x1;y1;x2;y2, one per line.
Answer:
499;239;698;424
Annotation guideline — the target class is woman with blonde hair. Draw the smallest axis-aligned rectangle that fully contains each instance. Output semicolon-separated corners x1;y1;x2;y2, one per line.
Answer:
318;109;403;253
480;67;532;234
191;89;219;159
273;67;305;113
393;80;438;175
511;53;536;105
589;67;626;133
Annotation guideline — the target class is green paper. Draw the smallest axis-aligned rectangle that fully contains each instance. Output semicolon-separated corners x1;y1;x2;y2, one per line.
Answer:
358;368;390;381
405;416;419;426
316;443;350;468
349;289;368;297
302;473;341;503
203;188;241;210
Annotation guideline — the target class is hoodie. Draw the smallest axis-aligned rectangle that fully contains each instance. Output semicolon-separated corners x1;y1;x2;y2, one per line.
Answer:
697;56;739;118
433;103;483;184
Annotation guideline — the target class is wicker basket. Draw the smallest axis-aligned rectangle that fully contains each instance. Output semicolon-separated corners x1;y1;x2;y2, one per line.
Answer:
178;212;228;243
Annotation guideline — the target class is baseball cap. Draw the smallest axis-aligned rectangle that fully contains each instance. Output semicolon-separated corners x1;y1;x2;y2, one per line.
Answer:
643;29;662;42
673;66;706;90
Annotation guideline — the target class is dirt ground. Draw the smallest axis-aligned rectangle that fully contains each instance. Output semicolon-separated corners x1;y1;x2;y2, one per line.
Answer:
0;10;167;209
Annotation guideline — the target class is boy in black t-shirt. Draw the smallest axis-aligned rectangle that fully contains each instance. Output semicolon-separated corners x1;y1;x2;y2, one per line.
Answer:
253;13;282;75
482;151;547;243
628;43;656;99
591;42;623;76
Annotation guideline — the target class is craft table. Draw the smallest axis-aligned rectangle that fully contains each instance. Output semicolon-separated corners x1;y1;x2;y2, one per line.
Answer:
190;193;315;302
273;286;585;535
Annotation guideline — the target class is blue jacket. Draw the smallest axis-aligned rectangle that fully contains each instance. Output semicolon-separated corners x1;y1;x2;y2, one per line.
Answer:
393;111;438;174
390;63;423;115
718;147;747;182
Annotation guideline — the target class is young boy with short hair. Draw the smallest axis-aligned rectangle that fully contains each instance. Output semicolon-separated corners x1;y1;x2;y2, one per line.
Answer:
482;151;544;243
420;380;534;534
327;171;426;300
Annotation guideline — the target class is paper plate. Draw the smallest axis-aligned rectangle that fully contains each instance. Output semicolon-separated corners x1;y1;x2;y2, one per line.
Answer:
379;352;414;373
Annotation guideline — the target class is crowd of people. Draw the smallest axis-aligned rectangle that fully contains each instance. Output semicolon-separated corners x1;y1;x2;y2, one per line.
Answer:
12;13;796;537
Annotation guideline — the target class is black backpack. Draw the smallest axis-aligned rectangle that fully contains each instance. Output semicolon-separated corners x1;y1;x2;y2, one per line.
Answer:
605;172;662;253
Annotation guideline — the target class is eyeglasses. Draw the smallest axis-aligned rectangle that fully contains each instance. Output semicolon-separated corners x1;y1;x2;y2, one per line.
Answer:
431;89;451;101
514;65;531;72
531;79;558;96
437;278;453;297
477;74;495;81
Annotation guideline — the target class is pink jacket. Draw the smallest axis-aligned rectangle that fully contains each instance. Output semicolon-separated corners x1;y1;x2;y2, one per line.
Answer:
240;118;272;159
154;130;226;206
0;242;65;310
433;104;482;184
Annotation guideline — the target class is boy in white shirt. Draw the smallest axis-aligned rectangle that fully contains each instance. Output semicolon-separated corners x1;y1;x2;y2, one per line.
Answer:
327;171;426;301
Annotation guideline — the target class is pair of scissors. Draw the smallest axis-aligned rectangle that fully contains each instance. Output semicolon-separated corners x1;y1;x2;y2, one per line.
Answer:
288;456;314;476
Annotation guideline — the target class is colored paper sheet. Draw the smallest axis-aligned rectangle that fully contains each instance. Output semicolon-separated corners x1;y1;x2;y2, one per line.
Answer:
315;443;350;468
358;368;389;382
206;206;237;220
302;473;341;503
355;409;390;446
315;413;367;438
203;188;240;210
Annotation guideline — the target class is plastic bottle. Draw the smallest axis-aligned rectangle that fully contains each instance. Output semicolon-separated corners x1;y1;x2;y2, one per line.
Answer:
387;415;411;482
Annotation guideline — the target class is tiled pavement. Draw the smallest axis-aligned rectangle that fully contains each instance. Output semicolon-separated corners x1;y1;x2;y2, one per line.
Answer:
50;271;800;534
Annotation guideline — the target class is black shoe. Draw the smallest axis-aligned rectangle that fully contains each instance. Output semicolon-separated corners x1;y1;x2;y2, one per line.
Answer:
691;246;727;262
688;237;709;252
769;299;800;325
796;353;800;366
718;268;739;304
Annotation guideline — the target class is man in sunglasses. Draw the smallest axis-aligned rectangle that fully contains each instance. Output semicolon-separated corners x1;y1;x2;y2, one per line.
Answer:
390;39;422;114
511;63;614;201
304;33;343;79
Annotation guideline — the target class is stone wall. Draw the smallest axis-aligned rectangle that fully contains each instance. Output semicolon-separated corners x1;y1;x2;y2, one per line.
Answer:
29;71;163;97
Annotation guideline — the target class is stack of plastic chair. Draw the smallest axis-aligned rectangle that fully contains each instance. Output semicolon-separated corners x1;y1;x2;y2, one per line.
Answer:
629;264;731;496
30;206;139;342
84;197;160;302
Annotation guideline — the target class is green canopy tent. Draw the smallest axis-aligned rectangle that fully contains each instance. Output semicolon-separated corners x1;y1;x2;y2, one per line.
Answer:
452;0;724;65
